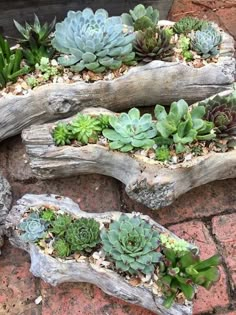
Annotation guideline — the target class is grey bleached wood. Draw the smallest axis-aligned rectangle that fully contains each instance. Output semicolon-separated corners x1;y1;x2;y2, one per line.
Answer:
0;22;235;142
6;193;196;315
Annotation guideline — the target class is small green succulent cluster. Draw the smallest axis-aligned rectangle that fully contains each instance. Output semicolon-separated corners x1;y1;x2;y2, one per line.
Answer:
177;35;193;61
19;212;48;242
101;215;162;275
173;16;208;35
160;234;190;254
155;145;170;162
158;249;221;308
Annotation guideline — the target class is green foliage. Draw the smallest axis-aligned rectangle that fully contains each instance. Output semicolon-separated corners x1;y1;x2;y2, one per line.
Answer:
182;50;193;61
160;234;190;254
101;214;162;275
191;25;222;58
52;8;136;73
0;34;29;88
200;92;236;138
97;114;111;129
39;209;55;222
51;214;72;236
173;16;208;34
178;35;194;61
53;239;71;258
26;76;38;88
14;14;56;66
121;4;159;31
19;213;48;242
35;57;58;80
154;100;216;153
158;250;221;308
70;114;102;144
134;26;174;62
52;122;72;146
155;145;170;162
102;108;157;152
65;218;100;253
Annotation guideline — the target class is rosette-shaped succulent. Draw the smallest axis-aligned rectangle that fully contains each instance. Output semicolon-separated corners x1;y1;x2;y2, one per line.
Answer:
65;218;100;253
53;239;71;258
173;16;207;34
159;234;190;253
39;208;55;222
200;92;236;138
19;213;48;242
51;214;72;236
52;8;136;73
53;122;72;146
102;108;157;152
134;26;174;62
101;215;162;275
191;25;222;58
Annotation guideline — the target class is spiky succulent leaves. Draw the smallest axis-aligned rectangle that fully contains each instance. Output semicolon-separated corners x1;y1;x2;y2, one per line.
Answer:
52;8;136;73
19;213;48;242
51;214;72;236
53;122;72;146
102;108;157;152
155;145;170;162
191;25;222;58
65;218;100;253
134;26;174;62
173;16;208;34
0;34;29;88
98;114;111;129
53;239;71;258
201;92;236;138
101;215;162;275
70;114;102;144
39;209;55;222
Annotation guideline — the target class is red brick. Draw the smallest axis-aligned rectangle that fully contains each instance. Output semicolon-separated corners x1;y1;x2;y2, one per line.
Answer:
169;221;229;314
212;213;236;291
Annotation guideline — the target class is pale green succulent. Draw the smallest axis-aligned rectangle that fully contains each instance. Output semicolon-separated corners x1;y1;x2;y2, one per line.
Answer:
160;234;190;254
101;215;162;275
52;8;136;73
19;213;48;242
102;108;157;152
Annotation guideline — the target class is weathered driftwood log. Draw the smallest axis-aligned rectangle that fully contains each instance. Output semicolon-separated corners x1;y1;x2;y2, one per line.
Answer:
22;103;236;210
6;193;196;315
0;22;235;142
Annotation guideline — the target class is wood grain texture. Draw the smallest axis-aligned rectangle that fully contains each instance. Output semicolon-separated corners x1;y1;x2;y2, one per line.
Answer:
22;97;236;210
6;193;196;315
0;23;234;142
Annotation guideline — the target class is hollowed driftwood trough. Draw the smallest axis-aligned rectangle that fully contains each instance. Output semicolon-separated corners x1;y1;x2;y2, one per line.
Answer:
6;193;197;315
22;104;236;210
0;21;235;142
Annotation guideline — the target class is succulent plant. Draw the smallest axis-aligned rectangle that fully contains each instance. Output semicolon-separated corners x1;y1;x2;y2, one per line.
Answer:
200;92;236;138
19;213;48;242
121;4;159;31
14;14;56;66
101;214;162;275
65;218;100;253
70;114;102;144
191;24;222;58
97;114;111;130
134;26;174;62
35;57;59;80
177;35;194;61
159;234;190;254
39;208;55;222
154;100;216;153
52;8;136;73
158;249;221;308
53;122;72;146
102;108;157;152
173;16;208;34
53;239;71;258
51;214;72;236
155;145;170;162
0;34;29;88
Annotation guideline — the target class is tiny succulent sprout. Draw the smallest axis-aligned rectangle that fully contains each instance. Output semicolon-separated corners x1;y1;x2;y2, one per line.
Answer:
51;214;72;236
101;214;162;275
65;218;100;253
102;108;157;152
97;114;111;130
35;57;59;80
155;145;170;162
39;208;55;221
53;239;71;258
53;122;72;146
159;234;191;254
19;213;48;242
173;16;208;34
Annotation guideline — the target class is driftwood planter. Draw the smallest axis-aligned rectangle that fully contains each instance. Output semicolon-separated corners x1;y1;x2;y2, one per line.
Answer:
22;101;236;210
0;22;235;142
6;193;197;315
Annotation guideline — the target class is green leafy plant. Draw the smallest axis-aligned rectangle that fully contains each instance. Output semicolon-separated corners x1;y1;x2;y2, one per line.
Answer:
35;57;58;80
53;122;72;146
102;108;157;152
19;213;48;242
121;4;159;31
160;234;190;254
14;14;56;66
39;208;55;222
52;8;136;73
177;35;193;61
158;249;221;308
154;100;216;153
53;239;71;258
134;26;174;62
101;214;162;275
65;218;100;253
155;145;170;162
0;34;29;88
98;114;111;129
26;76;38;88
191;25;222;58
173;16;208;34
51;214;72;236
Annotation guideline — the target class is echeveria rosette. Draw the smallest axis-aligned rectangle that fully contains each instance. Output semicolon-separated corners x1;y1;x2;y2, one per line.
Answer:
102;108;157;152
101;215;162;275
18;213;48;242
52;8;136;73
